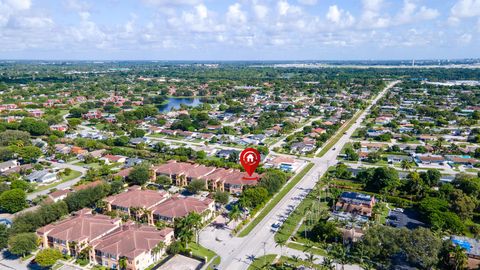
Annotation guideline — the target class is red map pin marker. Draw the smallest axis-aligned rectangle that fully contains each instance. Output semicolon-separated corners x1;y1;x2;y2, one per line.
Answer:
240;148;261;180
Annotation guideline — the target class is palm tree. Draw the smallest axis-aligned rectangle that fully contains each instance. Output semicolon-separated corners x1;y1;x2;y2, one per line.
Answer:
118;256;128;270
290;255;300;262
275;238;287;258
449;245;468;270
187;213;202;244
321;257;335;270
400;160;413;171
434;137;445;154
228;205;242;224
152;241;165;260
304;253;316;264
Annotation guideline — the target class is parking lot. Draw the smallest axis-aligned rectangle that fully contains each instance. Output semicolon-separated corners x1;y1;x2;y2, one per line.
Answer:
387;208;425;229
158;254;203;270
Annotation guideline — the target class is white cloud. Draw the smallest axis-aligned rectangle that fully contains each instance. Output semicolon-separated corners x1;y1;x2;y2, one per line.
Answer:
450;0;480;18
141;0;200;6
326;5;355;27
395;0;439;25
459;33;473;44
63;0;90;12
360;0;391;28
297;0;317;5
253;4;268;20
277;0;302;16
5;0;31;10
226;3;247;25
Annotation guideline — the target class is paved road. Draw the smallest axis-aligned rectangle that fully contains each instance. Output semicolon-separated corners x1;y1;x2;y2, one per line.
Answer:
269;116;324;151
26;160;88;200
199;81;400;270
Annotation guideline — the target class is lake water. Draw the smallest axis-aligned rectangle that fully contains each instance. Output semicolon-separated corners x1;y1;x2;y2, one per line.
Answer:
159;97;203;112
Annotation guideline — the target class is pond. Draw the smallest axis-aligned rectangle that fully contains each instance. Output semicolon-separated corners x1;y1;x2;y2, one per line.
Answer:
158;97;203;112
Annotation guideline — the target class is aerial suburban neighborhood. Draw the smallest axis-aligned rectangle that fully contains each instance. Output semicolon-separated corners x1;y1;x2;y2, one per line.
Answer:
1;1;480;269
0;60;479;270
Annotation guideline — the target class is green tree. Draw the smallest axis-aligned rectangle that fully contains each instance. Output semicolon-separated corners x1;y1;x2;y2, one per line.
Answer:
0;224;8;250
35;248;63;267
239;187;269;209
228;204;242;223
214;191;229;205
19;118;50;136
186;179;205;194
335;163;352;179
119;256;128;270
0;130;30;147
130;129;146;138
0;189;28;213
344;147;359;161
8;233;37;257
127;164;150;186
310;219;341;243
258;170;287;195
67;118;82;128
400;160;414;171
10;180;31;192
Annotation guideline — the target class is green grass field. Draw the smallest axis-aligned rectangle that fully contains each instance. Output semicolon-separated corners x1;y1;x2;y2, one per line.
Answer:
247;255;277;270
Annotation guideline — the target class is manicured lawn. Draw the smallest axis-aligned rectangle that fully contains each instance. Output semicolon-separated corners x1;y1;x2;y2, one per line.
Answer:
247;255;277;270
188;242;217;262
317;109;363;158
286;242;327;256
60;170;82;181
238;163;314;237
207;256;221;270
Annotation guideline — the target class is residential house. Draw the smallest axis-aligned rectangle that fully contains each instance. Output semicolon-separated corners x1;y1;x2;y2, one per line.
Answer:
50;124;68;132
152;161;258;194
451;236;480;269
100;155;127;164
0;160;18;173
37;209;121;256
46;189;71;203
91;224;174;270
416;154;446;164
335;192;376;218
152;195;215;223
26;170;58;183
386;155;414;164
103;186;170;224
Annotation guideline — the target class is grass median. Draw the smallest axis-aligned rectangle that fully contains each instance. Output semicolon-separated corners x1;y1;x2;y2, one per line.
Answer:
238;162;315;237
247;255;277;270
316;109;363;158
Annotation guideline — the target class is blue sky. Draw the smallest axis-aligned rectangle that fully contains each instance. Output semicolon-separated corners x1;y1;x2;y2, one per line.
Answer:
0;0;479;60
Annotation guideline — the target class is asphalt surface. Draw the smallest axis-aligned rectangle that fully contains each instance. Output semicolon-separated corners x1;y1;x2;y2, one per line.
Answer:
199;81;400;270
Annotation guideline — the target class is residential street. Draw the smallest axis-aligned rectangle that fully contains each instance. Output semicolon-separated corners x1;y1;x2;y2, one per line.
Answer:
199;81;400;270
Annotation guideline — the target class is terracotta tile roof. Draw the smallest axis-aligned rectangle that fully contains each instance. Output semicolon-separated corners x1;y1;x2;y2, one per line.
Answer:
153;161;259;186
36;209;121;243
152;196;214;219
48;189;71;199
92;225;173;260
104;188;169;210
270;156;295;165
73;180;104;191
113;168;133;178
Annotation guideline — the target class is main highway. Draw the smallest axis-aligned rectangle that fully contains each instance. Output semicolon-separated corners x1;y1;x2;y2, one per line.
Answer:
199;80;400;269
